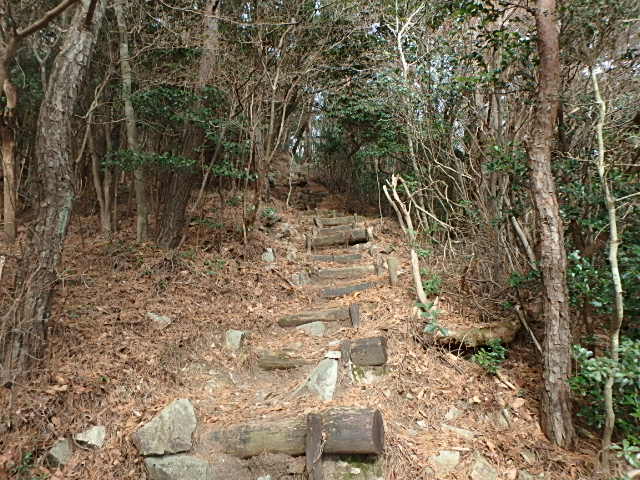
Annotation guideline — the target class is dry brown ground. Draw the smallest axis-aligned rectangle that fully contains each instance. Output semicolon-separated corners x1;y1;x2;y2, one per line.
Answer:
0;189;599;479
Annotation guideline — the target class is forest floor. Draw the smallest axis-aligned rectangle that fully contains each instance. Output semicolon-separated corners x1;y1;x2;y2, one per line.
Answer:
0;185;601;479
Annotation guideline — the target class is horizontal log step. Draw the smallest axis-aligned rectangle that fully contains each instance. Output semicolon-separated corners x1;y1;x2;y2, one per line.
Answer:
309;228;370;249
321;281;377;299
257;350;314;370
279;307;350;327
311;253;364;264
314;264;377;280
314;215;358;228
207;407;384;458
316;223;363;235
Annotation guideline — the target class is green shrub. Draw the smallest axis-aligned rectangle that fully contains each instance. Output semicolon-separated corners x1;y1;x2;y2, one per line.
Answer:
420;269;442;296
570;338;640;448
471;339;508;374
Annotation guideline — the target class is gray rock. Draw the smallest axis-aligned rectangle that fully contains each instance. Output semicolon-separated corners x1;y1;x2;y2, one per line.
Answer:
351;365;387;385
444;406;463;421
441;423;476;441
307;359;338;401
257;477;272;480
74;425;106;448
324;350;342;359
145;456;211;480
286;246;298;262
290;271;311;286
147;312;172;329
520;448;536;465
430;450;460;476
132;398;197;456
323;455;384;479
262;248;276;263
47;438;73;467
470;455;498;480
225;330;247;351
518;471;545;480
296;321;327;337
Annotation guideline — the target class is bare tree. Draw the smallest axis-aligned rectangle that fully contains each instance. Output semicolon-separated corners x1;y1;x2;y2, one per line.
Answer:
529;0;574;448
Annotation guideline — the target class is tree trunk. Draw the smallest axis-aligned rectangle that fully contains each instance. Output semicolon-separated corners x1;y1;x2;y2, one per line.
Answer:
1;39;19;243
530;0;574;448
114;0;147;242
0;0;105;384
156;0;220;248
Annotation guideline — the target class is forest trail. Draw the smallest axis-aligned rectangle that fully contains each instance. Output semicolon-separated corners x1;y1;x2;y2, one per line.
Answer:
2;187;590;479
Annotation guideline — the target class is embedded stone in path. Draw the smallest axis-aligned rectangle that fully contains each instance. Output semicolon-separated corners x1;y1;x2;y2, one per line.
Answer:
147;312;173;329
74;425;106;448
132;398;197;456
350;337;388;366
262;248;276;263
351;365;387;385
47;438;73;467
307;358;339;401
279;307;350;327
441;423;476;441
470;455;499;480
145;454;252;480
225;330;247;351
311;253;363;264
430;450;460;477
206;408;384;458
295;321;327;337
291;270;311;286
321;281;377;299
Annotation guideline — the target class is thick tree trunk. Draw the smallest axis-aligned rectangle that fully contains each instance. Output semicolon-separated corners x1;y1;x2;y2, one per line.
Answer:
156;0;219;248
114;0;148;242
0;0;105;383
530;0;574;448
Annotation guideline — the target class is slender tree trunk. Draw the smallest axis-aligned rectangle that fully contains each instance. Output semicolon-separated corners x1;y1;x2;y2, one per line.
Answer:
1;40;19;243
114;0;147;242
156;0;220;248
0;0;105;383
529;0;574;448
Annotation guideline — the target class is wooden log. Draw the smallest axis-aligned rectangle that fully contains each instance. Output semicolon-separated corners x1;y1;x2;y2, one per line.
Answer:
314;264;376;280
279;307;350;327
315;215;357;228
257;350;313;370
386;256;399;287
321;281;377;299
207;407;384;458
306;414;324;480
310;229;369;249
311;253;363;264
349;303;361;328
350;337;387;366
316;223;363;235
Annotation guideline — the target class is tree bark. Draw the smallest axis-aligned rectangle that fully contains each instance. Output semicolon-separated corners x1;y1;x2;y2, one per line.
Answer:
0;0;105;383
114;0;148;242
530;0;574;448
156;0;220;248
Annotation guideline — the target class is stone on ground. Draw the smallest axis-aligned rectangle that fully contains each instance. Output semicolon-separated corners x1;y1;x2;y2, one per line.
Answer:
518;471;544;480
290;270;311;286
307;358;338;401
295;321;327;337
351;365;386;385
323;455;384;480
146;455;250;480
430;450;460;477
470;455;499;480
74;425;106;448
47;438;73;467
262;248;276;263
441;423;476;441
147;312;173;329
444;406;463;421
225;330;247;350
520;449;536;465
133;398;197;456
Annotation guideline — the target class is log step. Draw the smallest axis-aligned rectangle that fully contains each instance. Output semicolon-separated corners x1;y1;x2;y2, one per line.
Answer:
279;307;350;327
309;228;370;249
316;223;363;235
311;253;363;264
314;215;358;228
257;350;313;370
206;407;384;458
314;264;377;281
321;281;377;299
